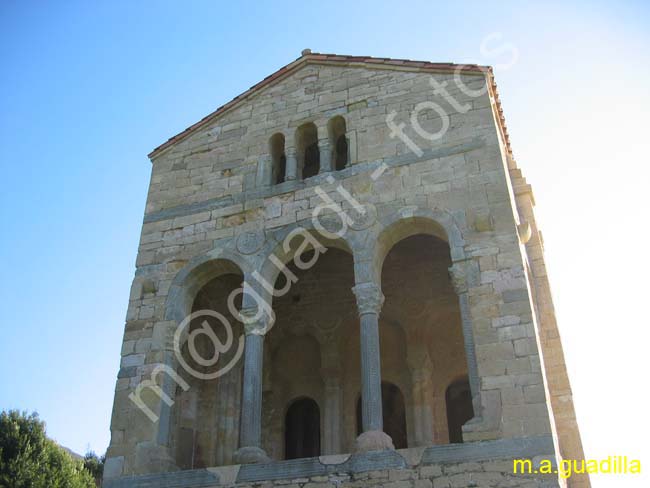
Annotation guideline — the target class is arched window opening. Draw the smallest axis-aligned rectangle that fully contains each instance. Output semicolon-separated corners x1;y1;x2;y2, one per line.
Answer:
380;230;470;447
270;133;286;185
445;378;473;444
356;382;408;449
296;122;319;179
328;116;348;170
284;397;321;460
174;270;245;468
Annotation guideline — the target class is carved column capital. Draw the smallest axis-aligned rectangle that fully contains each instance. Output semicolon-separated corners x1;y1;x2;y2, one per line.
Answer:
448;261;474;295
318;139;331;150
240;307;270;336
352;283;384;316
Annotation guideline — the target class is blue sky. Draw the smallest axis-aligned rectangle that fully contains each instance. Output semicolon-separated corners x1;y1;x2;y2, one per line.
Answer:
1;2;649;486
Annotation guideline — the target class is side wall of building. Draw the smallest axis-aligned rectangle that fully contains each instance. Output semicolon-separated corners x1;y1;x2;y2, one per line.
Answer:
507;159;589;487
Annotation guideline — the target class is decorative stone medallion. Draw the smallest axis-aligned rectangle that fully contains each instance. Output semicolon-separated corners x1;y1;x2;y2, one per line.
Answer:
236;230;266;255
349;203;377;230
312;209;346;237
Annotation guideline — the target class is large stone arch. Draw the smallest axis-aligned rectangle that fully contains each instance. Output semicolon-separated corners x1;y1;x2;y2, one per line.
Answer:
255;228;357;457
155;249;252;465
164;248;253;323
372;207;466;282
254;222;356;307
372;210;481;444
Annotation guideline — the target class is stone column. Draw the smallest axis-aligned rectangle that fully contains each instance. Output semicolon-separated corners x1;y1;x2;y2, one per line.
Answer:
233;307;270;464
318;139;332;173
321;368;343;455
352;282;394;451
407;352;434;446
285;147;297;181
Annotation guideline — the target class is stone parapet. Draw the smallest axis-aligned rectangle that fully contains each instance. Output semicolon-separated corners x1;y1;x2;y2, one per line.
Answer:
105;436;557;487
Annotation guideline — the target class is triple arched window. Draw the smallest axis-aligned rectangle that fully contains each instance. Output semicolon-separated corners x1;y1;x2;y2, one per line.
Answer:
269;116;349;185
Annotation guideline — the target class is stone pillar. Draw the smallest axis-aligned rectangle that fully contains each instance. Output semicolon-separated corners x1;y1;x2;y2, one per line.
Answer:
318;139;332;173
407;352;434;446
321;368;343;455
447;260;503;442
285;147;297;181
233;307;270;464
448;262;480;408
130;350;180;475
352;282;394;451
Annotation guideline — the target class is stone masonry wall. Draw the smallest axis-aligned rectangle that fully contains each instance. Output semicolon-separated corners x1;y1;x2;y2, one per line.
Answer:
104;57;584;487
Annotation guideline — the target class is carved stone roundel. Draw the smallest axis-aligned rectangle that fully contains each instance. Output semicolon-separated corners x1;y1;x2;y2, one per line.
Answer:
349;203;377;231
236;230;266;255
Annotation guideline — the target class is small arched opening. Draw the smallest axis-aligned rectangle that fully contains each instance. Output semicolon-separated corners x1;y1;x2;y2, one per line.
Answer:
296;122;319;179
445;378;474;443
269;133;286;185
356;382;408;449
328;116;348;170
284;397;321;460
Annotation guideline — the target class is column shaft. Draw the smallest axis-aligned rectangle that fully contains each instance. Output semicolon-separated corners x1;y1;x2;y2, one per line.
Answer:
410;368;434;446
319;140;332;173
352;282;394;451
359;312;383;431
457;291;479;401
323;378;342;454
239;333;264;448
285;148;297;181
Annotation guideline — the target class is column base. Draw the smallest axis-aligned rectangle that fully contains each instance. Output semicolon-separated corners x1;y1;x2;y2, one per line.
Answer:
354;430;394;452
233;446;270;464
133;441;177;474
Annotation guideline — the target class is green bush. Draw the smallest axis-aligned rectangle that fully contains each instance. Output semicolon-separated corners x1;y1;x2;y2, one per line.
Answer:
0;410;97;487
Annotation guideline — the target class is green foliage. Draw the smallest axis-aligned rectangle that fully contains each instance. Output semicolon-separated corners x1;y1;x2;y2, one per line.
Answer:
83;451;105;485
0;410;97;487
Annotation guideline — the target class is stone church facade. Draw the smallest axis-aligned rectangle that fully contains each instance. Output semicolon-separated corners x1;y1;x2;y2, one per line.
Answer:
104;51;588;487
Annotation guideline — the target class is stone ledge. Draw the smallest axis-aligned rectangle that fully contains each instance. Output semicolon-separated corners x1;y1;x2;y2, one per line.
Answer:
105;435;554;487
420;435;554;465
104;468;219;488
